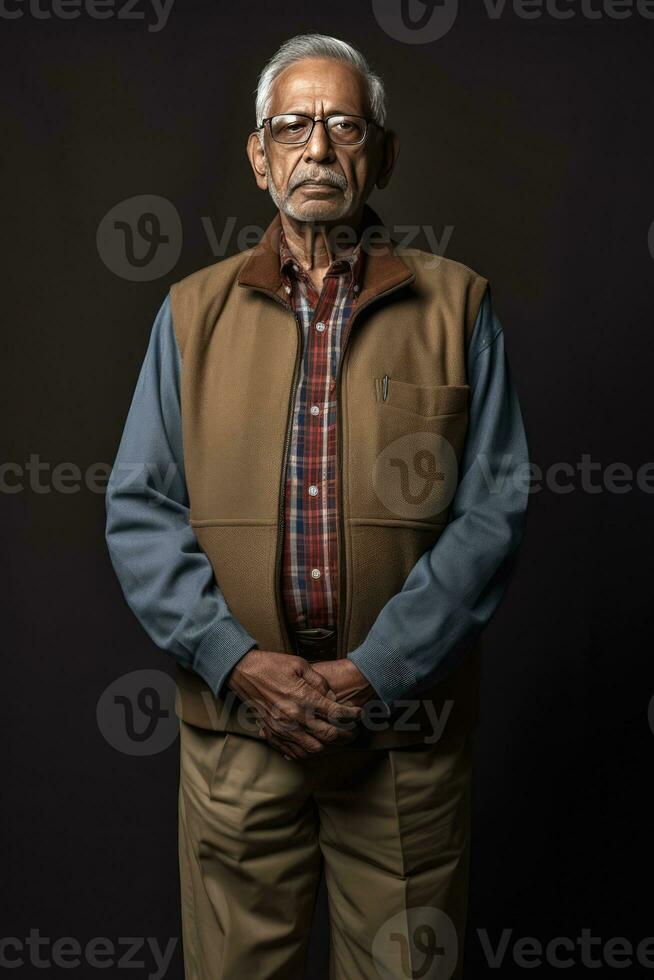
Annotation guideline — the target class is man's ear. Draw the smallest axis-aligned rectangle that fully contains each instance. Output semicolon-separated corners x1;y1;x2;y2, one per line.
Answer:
247;131;268;191
376;129;400;190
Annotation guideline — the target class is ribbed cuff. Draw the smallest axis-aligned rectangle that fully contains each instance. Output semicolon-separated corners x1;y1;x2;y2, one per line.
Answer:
347;628;417;709
192;617;258;698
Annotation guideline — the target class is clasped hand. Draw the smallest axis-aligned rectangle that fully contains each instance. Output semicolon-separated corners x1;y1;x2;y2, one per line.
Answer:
227;649;376;759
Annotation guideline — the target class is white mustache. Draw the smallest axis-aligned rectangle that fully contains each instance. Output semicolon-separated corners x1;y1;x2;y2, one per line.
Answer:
289;169;348;192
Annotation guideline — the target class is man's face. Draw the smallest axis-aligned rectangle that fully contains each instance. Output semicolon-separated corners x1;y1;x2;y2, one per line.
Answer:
250;58;385;224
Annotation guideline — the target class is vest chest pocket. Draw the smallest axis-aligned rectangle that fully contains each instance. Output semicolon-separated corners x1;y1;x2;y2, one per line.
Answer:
363;377;472;524
374;377;470;418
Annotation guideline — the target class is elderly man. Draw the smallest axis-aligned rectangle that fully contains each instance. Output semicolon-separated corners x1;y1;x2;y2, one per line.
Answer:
106;33;529;980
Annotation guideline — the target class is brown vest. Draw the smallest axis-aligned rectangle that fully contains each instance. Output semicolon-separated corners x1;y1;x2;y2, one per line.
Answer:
170;208;488;749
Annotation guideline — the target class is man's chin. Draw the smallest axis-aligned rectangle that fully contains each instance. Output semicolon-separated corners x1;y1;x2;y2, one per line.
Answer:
282;198;353;223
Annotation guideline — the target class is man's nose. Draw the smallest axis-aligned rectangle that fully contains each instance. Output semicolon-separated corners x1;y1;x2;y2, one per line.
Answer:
303;119;336;164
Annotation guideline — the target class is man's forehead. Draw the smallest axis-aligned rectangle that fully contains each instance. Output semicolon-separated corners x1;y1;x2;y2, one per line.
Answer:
269;58;368;113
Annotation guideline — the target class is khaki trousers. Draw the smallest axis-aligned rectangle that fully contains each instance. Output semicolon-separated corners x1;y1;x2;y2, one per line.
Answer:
178;720;473;980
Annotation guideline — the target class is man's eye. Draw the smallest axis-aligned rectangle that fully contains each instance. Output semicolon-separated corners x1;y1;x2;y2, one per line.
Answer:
280;122;306;134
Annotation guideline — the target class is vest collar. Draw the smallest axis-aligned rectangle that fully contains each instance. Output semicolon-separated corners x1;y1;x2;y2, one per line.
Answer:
237;204;415;306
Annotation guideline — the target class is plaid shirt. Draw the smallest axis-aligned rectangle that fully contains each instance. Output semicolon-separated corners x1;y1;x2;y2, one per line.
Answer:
279;232;364;631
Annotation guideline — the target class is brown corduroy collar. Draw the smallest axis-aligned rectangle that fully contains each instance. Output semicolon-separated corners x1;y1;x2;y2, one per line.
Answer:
237;204;415;308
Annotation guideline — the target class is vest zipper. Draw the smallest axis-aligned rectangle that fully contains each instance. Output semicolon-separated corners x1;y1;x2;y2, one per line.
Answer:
246;287;303;652
334;276;415;659
277;307;304;651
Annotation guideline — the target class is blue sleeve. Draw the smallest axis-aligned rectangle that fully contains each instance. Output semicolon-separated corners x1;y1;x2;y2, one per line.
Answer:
347;290;530;706
105;295;258;696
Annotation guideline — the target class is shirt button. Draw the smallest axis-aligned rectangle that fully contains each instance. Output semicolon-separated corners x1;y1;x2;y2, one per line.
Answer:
353;284;360;293
311;568;322;580
315;321;326;333
308;485;319;497
310;404;321;416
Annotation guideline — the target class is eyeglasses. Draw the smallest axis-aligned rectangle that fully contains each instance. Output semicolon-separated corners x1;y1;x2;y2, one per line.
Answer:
258;113;377;146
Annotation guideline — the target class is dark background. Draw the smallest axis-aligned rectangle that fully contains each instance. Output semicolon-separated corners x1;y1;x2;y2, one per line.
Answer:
2;1;653;977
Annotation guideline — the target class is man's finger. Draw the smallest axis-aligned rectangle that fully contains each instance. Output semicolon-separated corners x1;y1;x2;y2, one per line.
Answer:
303;715;357;745
300;664;332;695
257;720;302;757
266;726;322;759
300;683;362;723
270;718;322;752
257;706;325;754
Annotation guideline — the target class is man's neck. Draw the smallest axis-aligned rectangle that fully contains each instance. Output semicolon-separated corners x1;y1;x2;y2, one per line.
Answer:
278;207;364;278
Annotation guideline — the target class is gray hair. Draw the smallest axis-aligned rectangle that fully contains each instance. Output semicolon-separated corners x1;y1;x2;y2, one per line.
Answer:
255;34;387;129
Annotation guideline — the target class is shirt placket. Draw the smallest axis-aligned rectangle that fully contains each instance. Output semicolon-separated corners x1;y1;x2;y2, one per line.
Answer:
280;247;358;633
304;273;338;627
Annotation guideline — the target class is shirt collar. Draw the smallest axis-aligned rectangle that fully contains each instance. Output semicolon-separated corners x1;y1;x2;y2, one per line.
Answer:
279;229;365;295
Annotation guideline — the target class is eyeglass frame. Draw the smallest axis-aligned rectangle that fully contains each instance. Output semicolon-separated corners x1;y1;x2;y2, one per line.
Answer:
257;112;383;146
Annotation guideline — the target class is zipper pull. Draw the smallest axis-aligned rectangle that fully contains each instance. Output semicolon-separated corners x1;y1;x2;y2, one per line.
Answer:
382;374;389;401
